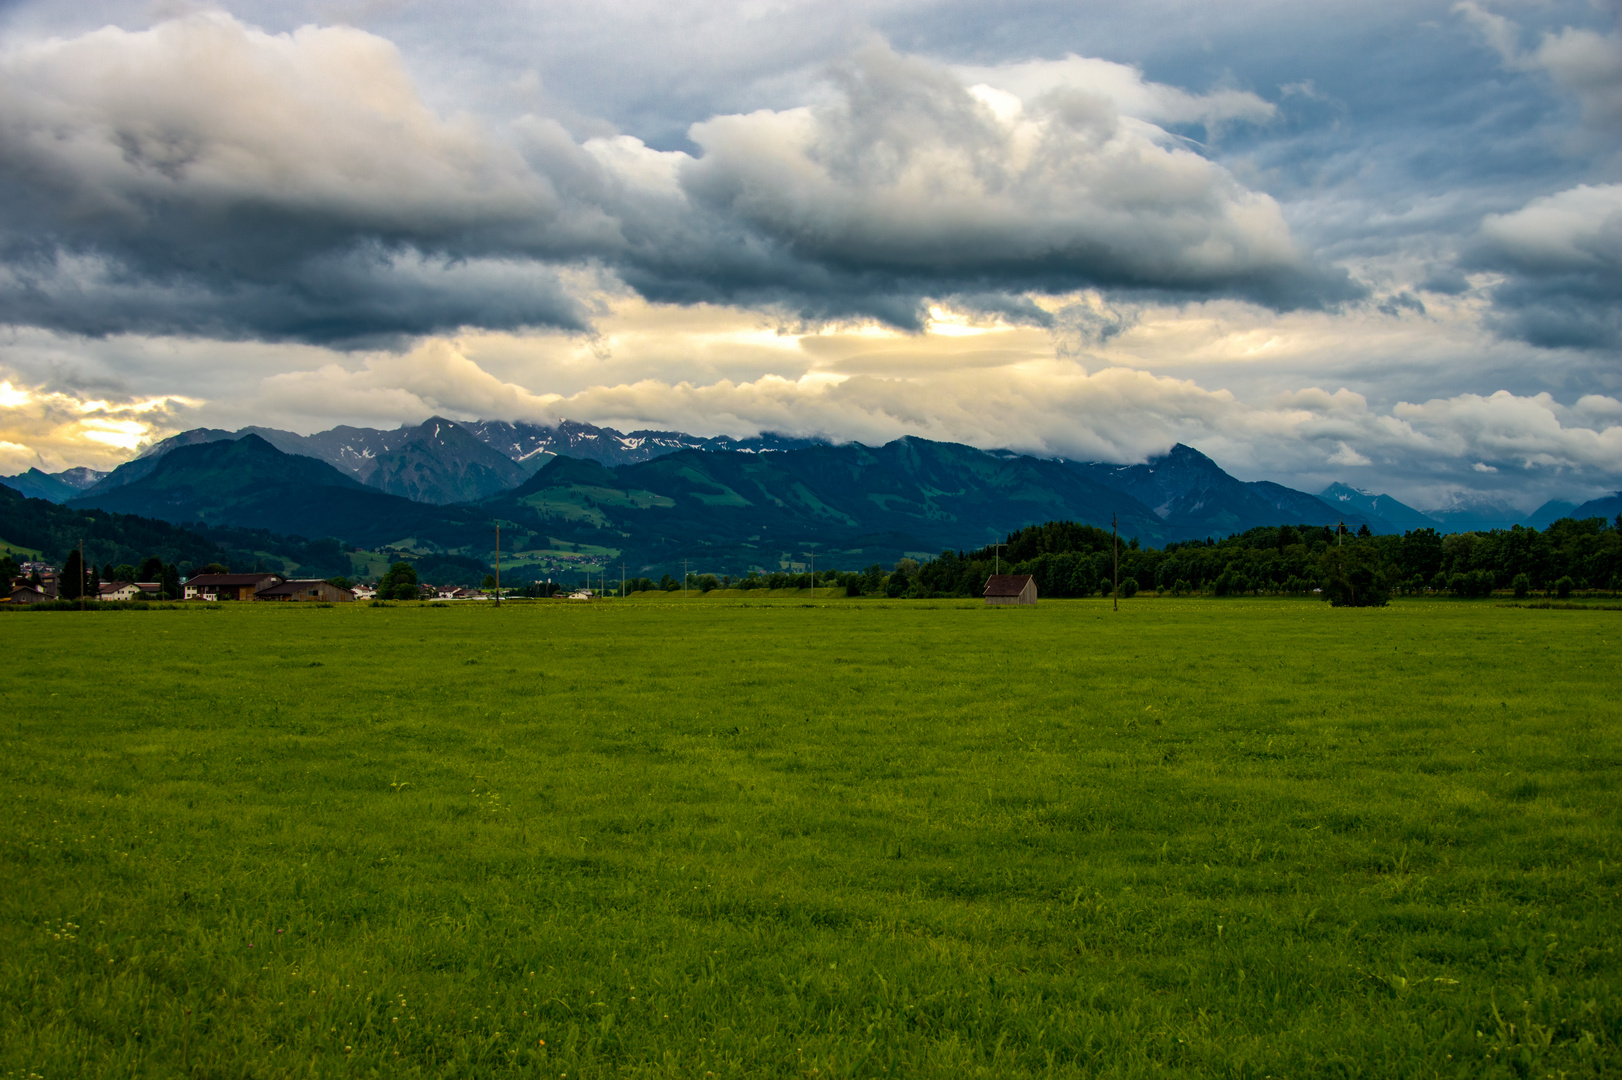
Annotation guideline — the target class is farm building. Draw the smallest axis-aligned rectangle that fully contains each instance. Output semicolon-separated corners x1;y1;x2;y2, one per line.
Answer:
98;581;145;601
256;579;356;603
983;574;1037;606
8;584;47;604
184;573;283;600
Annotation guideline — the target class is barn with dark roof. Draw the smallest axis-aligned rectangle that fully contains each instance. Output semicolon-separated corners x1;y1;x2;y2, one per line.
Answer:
983;574;1037;606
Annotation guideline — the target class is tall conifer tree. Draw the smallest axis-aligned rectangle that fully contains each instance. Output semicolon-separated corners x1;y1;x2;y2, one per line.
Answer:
61;549;83;600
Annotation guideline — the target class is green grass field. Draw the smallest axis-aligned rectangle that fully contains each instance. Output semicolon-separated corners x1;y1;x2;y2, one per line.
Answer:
2;599;1618;1077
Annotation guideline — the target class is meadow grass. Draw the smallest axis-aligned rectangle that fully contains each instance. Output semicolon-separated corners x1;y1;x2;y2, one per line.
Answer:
1;598;1618;1078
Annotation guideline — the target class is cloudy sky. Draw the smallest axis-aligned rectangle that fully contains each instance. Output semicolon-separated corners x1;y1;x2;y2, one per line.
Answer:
0;0;1618;511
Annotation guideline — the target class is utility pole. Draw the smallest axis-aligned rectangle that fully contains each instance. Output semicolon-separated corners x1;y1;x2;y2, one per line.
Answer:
808;551;814;593
994;543;1005;575
79;539;85;611
1338;519;1344;547
621;561;625;599
682;558;689;599
1112;515;1119;613
494;523;501;607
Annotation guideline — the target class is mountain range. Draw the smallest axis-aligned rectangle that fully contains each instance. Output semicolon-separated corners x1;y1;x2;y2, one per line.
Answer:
0;465;107;503
65;416;828;505
7;415;1618;579
36;431;1409;578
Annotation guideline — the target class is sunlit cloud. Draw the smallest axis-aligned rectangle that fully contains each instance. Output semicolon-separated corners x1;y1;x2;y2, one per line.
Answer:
0;379;199;473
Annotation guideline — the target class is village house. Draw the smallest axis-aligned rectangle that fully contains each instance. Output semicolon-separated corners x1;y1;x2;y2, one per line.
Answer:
18;564;59;599
98;581;146;601
184;572;283;600
983;574;1038;606
351;584;377;600
436;586;484;600
256;579;356;603
8;583;47;604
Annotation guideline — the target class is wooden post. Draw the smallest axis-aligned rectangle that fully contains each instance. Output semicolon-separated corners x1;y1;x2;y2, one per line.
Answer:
1112;515;1119;613
494;523;501;607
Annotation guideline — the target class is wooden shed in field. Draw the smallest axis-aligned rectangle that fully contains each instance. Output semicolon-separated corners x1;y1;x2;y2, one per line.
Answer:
984;574;1037;606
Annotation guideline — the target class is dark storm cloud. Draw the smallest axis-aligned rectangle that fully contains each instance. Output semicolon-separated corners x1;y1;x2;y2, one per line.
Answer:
0;13;1362;345
1442;6;1622;352
1464;183;1622;350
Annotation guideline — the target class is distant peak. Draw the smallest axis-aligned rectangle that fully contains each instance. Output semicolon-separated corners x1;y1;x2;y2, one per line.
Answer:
1150;443;1223;471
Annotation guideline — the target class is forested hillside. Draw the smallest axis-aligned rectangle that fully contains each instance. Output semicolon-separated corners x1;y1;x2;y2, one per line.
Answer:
1;483;353;579
0;482;220;570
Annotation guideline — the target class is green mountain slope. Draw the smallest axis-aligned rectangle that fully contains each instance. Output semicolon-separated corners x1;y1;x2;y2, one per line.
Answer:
68;436;492;552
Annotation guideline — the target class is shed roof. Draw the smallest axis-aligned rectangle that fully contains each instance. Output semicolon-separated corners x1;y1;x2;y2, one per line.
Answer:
983;574;1035;597
186;573;282;587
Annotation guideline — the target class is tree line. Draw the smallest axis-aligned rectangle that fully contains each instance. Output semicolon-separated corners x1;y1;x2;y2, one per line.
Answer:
616;515;1620;606
908;516;1622;604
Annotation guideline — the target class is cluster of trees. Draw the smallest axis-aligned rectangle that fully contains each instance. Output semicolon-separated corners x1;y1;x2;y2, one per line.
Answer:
3;549;187;600
886;516;1622;605
376;561;423;601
